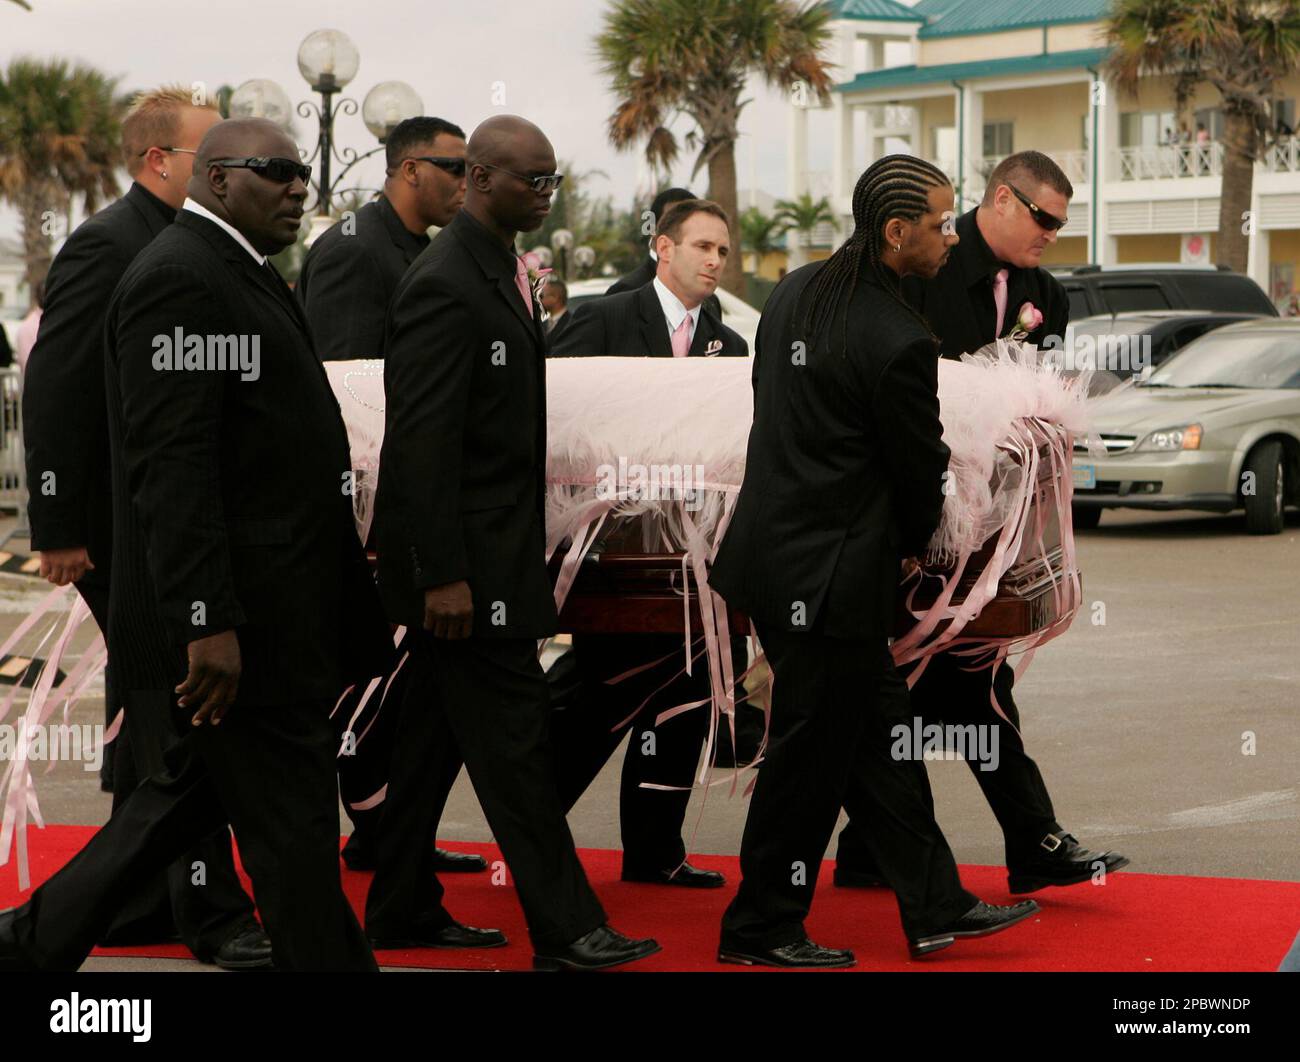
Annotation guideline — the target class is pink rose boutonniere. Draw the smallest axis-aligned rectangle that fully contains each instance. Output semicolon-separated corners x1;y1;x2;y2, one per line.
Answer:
1011;301;1044;338
520;251;553;308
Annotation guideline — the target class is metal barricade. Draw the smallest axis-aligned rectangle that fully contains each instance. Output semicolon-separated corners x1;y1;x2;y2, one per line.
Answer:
0;366;29;545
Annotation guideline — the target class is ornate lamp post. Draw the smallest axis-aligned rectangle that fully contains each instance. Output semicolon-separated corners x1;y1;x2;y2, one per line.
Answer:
550;228;574;281
229;28;422;218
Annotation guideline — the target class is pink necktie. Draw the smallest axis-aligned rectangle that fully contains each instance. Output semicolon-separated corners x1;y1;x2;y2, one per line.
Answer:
992;267;1009;337
514;256;534;318
671;315;692;357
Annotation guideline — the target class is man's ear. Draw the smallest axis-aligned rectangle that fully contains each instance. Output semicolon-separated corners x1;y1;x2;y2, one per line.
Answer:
883;217;907;248
468;162;492;193
653;233;672;261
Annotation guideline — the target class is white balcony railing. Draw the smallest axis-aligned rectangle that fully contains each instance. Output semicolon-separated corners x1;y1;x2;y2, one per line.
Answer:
973;150;1091;184
1262;138;1300;173
1117;142;1223;180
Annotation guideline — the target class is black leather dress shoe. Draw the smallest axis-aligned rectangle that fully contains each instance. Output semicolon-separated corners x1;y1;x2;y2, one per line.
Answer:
533;925;660;971
622;861;726;888
832;865;887;889
201;923;273;970
434;848;489;873
718;937;855;969
368;919;507;950
908;899;1039;958
1008;832;1131;894
0;908;37;972
341;834;488;874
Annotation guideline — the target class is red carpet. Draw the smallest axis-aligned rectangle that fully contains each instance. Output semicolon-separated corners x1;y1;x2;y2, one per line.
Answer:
3;824;1297;971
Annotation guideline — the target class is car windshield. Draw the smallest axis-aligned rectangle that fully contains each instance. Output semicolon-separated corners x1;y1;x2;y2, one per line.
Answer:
1143;331;1300;389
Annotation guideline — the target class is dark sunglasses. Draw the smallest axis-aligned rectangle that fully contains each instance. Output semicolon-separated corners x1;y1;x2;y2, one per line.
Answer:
480;162;564;193
1007;184;1066;231
212;156;312;184
406;156;467;177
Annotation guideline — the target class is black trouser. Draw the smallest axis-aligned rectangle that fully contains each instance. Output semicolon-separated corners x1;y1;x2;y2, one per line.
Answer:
550;633;744;873
721;624;975;950
335;630;462;851
9;691;374;971
73;578;255;956
69;576;120;791
835;654;1061;872
364;633;606;949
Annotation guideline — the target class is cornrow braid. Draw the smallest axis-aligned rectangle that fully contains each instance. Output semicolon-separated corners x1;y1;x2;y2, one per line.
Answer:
797;154;950;359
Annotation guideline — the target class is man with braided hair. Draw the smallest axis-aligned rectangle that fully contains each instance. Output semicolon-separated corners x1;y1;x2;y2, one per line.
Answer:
834;150;1130;895
710;155;1039;967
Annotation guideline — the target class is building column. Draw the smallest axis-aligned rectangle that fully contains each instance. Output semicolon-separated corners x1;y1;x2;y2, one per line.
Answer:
958;83;983;214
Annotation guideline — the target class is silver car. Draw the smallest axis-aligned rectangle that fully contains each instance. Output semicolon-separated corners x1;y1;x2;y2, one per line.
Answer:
1072;319;1300;534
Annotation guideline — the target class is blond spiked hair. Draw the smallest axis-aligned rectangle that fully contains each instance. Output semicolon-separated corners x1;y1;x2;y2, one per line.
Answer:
122;84;218;175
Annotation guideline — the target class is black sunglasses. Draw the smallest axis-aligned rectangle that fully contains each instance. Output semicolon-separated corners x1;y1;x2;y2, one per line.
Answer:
1007;184;1066;231
212;156;312;184
479;162;564;193
406;156;467;177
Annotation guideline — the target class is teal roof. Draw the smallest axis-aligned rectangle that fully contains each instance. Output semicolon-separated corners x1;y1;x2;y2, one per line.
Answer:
916;0;1109;39
827;0;924;21
836;46;1108;93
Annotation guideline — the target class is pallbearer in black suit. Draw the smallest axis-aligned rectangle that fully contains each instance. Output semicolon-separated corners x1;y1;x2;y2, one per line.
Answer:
0;119;396;972
295;114;485;879
549;200;747;887
710;156;1039;968
20;86;268;969
607;185;722;318
297;116;466;360
834;151;1129;895
368;114;659;970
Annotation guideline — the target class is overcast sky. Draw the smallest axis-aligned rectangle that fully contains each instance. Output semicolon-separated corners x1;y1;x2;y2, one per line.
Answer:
1;0;837;241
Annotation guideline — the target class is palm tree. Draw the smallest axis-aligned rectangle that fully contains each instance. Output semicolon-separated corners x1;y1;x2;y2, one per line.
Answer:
4;2;33;9
0;58;125;294
773;190;834;268
596;0;835;295
739;206;788;271
1105;0;1300;273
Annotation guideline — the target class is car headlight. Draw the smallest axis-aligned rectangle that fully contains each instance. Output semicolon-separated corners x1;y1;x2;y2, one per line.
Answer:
1136;424;1202;452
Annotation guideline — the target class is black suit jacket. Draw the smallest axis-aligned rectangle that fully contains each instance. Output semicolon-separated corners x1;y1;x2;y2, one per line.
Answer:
549;282;748;359
23;182;175;576
710;262;950;644
104;210;393;704
296;196;429;360
375;209;557;638
900;207;1069;359
608;256;722;317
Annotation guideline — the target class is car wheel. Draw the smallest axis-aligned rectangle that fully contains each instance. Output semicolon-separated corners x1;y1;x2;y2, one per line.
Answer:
1071;504;1102;530
1243;440;1285;535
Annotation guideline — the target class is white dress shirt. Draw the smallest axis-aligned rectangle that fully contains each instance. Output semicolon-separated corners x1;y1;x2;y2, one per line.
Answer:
652;276;700;344
182;198;267;265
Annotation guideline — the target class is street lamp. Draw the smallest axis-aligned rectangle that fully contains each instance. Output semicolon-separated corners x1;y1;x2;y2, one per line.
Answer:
551;228;574;281
231;28;423;217
573;245;596;278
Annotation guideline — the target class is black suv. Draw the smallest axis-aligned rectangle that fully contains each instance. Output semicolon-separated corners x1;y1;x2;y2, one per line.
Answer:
1055;264;1278;319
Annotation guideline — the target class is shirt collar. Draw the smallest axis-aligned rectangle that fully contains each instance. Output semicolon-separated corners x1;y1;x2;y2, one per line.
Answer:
652;275;700;337
131;182;178;227
181;198;266;265
377;194;431;258
956;207;1006;287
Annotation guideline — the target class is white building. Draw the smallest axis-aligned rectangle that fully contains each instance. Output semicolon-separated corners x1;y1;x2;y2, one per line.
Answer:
789;0;1300;306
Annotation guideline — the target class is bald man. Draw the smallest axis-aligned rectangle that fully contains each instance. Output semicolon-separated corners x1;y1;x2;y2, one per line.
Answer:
370;115;659;969
1;119;396;972
20;86;269;969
